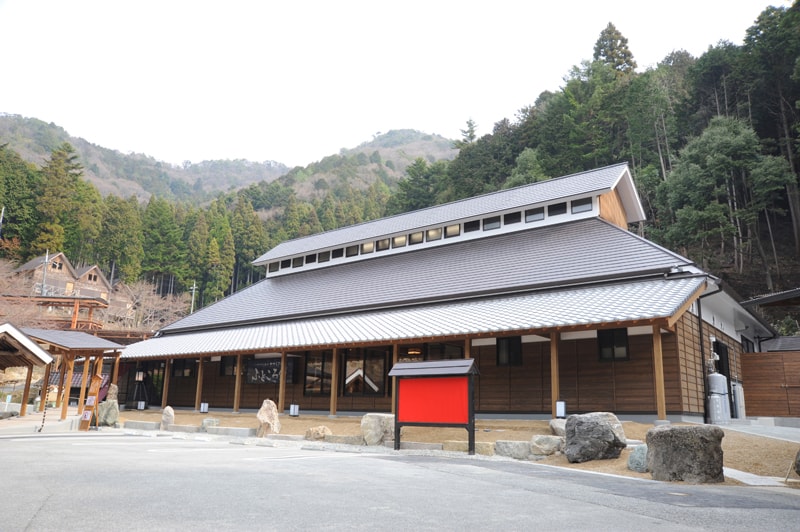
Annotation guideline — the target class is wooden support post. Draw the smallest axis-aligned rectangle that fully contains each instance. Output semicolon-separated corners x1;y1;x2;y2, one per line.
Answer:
278;351;287;413
232;354;243;413
111;352;121;385
161;359;172;410
78;355;91;414
550;332;560;419
40;361;53;412
56;355;66;408
70;299;80;329
194;357;205;412
329;348;339;416
19;365;33;417
60;356;75;420
391;344;399;415
464;336;471;359
652;325;667;420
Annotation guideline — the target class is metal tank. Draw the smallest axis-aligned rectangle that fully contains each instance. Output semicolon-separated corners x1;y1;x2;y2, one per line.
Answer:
707;372;731;424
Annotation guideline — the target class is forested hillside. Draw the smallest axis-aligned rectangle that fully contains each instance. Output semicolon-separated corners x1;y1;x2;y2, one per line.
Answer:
0;114;289;202
0;3;798;331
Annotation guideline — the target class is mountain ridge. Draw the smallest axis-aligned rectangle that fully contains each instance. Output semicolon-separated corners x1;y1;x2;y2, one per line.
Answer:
0;114;456;204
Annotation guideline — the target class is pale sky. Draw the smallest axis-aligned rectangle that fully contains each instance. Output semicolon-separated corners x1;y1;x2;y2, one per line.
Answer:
0;1;790;168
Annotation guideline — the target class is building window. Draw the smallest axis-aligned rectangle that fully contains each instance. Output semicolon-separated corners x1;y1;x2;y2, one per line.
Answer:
445;224;461;238
304;351;332;395
426;343;463;361
172;359;196;377
345;245;359;257
219;356;238;377
504;212;521;225
409;231;424;245
268;262;279;273
426;227;442;241
571;197;593;213
361;242;374;254
343;348;386;396
292;257;304;268
318;251;331;263
280;259;291;269
376;238;390;251
332;248;344;259
483;216;501;231
598;329;628;360
464;220;480;233
525;207;544;222
497;336;522;366
305;254;317;264
246;358;295;384
548;202;567;216
393;235;407;248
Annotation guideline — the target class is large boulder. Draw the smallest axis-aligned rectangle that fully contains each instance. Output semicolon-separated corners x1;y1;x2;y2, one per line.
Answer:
97;399;119;427
256;399;281;437
646;425;724;483
161;406;175;430
564;412;627;463
361;413;394;446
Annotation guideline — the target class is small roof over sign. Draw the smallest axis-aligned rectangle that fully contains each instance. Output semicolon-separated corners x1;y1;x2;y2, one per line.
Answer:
388;358;478;378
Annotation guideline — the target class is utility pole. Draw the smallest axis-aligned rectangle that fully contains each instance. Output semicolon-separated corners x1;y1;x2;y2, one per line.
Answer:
41;249;49;296
189;280;198;314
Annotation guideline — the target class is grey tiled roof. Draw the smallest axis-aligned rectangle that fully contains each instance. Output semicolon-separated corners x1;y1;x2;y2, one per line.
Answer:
254;163;639;264
162;218;693;334
760;336;800;352
22;328;124;351
122;276;706;359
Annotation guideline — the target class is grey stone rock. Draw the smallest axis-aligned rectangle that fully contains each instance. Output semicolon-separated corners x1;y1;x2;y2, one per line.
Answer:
564;412;627;463
646;424;724;483
160;406;175;431
106;383;119;402
794;448;800;477
627;444;648;473
97;399;119;426
495;440;533;460
530;434;563;456
257;399;281;436
361;413;394;446
305;425;333;440
549;418;566;437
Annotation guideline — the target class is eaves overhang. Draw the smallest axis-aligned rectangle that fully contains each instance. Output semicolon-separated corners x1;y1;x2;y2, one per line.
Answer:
122;275;707;360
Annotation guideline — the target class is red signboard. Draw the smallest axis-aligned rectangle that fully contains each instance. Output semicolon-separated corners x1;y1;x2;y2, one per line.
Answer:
397;376;469;424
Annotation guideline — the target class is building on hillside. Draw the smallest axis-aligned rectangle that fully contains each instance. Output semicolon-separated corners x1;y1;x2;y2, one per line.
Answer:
8;252;132;330
15;252;78;297
119;163;774;421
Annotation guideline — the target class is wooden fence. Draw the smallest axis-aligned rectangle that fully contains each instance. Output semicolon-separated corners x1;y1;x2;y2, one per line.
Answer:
741;352;800;417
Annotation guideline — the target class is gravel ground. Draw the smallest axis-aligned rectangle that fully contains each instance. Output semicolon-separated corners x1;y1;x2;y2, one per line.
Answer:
117;409;800;485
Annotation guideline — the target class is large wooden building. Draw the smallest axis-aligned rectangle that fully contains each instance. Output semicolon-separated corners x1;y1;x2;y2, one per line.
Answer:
120;163;773;421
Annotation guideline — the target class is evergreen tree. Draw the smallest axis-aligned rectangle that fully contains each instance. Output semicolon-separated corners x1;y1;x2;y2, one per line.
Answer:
593;22;637;74
141;196;186;295
97;195;144;283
